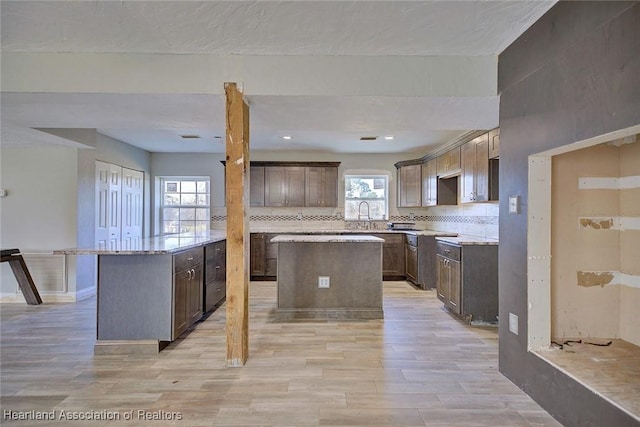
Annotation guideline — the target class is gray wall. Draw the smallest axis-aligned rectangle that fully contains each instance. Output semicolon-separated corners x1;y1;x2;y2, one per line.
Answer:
498;2;640;426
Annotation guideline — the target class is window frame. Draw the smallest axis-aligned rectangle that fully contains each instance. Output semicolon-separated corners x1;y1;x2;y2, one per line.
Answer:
159;176;210;235
344;174;389;220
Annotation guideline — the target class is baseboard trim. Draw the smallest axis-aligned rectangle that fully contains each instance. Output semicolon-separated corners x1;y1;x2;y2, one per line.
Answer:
0;286;96;303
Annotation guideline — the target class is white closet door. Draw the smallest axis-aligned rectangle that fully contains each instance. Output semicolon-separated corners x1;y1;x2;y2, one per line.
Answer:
95;161;122;251
121;168;144;250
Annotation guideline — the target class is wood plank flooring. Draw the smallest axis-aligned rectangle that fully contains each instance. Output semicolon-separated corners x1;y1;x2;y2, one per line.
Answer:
1;281;562;426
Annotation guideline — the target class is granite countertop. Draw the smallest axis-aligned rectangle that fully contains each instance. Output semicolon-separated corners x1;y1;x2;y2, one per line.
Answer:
435;235;499;245
249;228;456;237
54;230;226;255
271;234;385;243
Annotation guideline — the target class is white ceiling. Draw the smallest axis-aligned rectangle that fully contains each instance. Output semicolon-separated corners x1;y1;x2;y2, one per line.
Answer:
0;1;556;154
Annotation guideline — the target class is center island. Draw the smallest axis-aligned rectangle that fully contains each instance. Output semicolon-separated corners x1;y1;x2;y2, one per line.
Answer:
271;234;384;320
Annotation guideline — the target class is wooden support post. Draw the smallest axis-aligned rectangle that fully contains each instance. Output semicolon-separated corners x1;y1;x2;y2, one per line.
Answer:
224;82;250;367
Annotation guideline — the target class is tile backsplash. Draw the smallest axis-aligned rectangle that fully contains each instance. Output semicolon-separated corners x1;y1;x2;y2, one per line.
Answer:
211;203;499;239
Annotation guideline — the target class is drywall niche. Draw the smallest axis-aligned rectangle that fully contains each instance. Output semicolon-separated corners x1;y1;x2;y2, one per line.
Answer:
527;125;640;418
527;124;640;352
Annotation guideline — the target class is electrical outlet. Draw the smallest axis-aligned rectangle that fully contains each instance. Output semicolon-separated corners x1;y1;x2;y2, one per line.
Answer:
318;276;330;288
509;313;519;335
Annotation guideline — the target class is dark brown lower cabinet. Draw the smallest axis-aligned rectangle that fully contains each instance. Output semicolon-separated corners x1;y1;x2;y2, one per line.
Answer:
173;247;203;339
204;241;226;313
250;231;410;281
250;233;278;280
436;241;497;324
370;233;405;279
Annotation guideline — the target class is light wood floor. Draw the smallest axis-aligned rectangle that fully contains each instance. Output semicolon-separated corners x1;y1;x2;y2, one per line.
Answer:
1;281;562;426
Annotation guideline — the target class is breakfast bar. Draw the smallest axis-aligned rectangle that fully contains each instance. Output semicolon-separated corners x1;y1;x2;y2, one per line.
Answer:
271;234;384;320
55;231;226;353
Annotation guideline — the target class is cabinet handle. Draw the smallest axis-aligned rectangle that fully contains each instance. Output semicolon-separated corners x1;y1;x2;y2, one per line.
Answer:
444;249;450;254
187;257;194;261
215;265;221;270
187;270;192;279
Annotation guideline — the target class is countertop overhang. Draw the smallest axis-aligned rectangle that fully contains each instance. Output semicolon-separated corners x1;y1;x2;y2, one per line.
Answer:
54;230;226;255
271;234;385;243
435;236;499;245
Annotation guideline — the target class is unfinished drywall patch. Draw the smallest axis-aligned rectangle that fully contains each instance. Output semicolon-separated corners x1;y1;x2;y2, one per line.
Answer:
579;218;614;230
577;271;614;287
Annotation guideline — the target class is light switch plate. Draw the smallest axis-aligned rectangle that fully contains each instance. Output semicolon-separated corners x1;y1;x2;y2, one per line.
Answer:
509;313;519;335
508;195;520;214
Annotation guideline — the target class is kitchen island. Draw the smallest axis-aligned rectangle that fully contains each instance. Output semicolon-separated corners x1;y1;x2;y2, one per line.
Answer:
271;234;384;320
55;231;226;353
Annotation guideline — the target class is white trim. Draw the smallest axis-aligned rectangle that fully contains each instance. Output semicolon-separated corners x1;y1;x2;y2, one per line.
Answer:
578;175;640;190
0;286;96;303
536;124;640;157
527;154;552;351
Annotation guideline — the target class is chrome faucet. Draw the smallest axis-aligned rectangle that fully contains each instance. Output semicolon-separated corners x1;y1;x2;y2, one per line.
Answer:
357;201;371;229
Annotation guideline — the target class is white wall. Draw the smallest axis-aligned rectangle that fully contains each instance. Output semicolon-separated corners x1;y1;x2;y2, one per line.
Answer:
1;130;152;301
0;146;78;296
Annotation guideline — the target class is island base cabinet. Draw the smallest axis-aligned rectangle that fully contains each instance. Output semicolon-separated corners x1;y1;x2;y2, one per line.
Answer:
97;254;174;342
173;248;203;339
204;241;226;312
96;248;205;345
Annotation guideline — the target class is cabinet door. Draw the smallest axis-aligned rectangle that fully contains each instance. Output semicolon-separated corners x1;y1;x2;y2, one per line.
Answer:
265;167;305;207
436;255;449;303
474;134;489;202
398;165;421;207
460;141;476;203
421;159;437;206
461;134;489;203
448;146;461;172
265;168;287;206
436;147;461;177
250;234;266;276
188;264;203;324
448;259;461;314
173;269;190;339
286;167;306;206
305;167;323;207
489;128;500;159
376;234;405;277
264;233;279;277
250;166;265;207
405;244;418;283
306;167;338;207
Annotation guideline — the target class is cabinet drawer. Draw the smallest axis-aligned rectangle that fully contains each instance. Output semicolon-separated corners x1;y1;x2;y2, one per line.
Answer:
436;242;461;261
405;234;418;247
174;248;204;272
205;241;226;261
205;256;225;283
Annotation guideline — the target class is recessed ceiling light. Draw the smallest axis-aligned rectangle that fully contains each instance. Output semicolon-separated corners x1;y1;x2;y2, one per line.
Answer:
282;136;292;140
180;135;201;139
360;136;377;141
384;136;394;140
